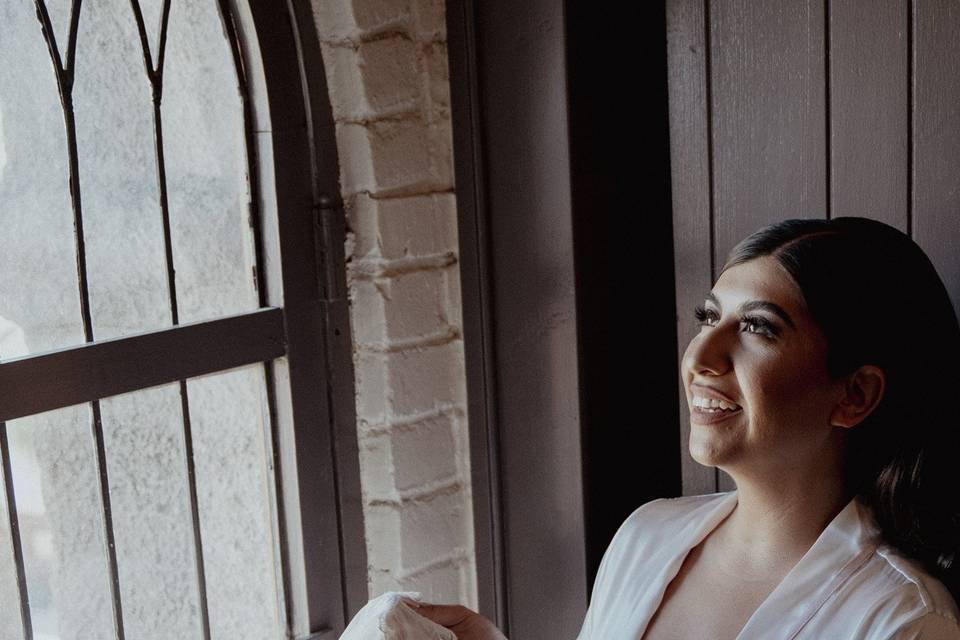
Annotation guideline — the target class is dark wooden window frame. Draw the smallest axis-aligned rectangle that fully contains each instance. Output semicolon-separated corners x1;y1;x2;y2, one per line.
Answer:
0;1;366;638
446;2;678;638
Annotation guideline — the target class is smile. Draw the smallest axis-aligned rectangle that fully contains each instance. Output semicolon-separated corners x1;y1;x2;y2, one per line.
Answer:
690;405;743;425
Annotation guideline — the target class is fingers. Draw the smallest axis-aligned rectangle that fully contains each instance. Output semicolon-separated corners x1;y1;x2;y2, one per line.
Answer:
404;601;472;627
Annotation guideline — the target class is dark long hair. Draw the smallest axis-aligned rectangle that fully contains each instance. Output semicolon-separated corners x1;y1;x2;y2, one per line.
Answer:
721;217;960;601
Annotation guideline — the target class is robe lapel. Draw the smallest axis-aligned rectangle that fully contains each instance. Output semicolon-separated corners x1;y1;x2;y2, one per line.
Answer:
735;495;881;640
636;492;740;638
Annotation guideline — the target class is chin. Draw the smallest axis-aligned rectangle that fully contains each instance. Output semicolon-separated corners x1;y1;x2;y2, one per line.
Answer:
688;430;739;468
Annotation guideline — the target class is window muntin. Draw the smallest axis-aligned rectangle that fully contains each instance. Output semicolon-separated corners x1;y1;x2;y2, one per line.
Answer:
0;0;296;638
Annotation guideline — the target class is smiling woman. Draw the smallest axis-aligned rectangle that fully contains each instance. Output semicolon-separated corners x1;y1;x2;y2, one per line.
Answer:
406;217;960;639
582;217;960;639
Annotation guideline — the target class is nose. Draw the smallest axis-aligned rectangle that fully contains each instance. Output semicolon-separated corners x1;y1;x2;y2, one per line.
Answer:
682;324;733;377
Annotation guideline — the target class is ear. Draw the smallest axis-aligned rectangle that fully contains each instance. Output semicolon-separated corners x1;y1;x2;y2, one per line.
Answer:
830;365;886;429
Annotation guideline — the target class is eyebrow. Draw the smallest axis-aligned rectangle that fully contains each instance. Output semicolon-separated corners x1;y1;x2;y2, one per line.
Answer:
706;292;797;331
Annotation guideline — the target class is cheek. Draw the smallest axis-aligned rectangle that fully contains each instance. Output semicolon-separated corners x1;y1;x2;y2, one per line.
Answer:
744;360;833;436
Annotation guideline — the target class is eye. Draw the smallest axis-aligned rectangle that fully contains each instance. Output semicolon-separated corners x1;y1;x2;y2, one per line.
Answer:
694;305;778;339
693;305;718;326
739;314;777;338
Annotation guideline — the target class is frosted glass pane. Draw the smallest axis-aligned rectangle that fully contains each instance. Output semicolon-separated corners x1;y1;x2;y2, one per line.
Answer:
0;4;84;357
0;433;26;640
74;0;172;341
7;404;114;640
189;366;281;639
164;0;259;323
138;0;165;63
44;0;73;57
101;383;204;640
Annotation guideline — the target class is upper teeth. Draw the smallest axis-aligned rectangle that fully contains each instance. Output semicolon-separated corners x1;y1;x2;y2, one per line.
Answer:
693;396;740;411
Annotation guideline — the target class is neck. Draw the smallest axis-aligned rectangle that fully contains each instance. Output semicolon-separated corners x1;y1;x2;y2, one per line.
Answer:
712;465;852;574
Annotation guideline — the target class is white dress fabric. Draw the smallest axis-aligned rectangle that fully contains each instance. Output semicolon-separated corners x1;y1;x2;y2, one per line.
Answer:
339;591;457;640
576;491;960;639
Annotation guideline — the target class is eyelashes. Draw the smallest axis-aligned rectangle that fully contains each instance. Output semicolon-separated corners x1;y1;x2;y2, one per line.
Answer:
693;305;780;338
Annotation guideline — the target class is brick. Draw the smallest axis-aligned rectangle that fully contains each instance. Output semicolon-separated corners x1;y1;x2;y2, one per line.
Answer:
347;192;458;261
354;350;389;422
380;269;449;341
336;119;454;197
411;0;447;42
363;504;402;571
459;559;479;610
391;415;457;491
321;38;421;122
336;123;376;195
357;432;395;501
451;413;473;478
421;42;451;123
320;43;366;121
312;0;412;42
385;341;465;415
443;265;463;331
399;491;470;570
348;278;388;345
396;562;462;603
368;569;403;598
357;38;420;118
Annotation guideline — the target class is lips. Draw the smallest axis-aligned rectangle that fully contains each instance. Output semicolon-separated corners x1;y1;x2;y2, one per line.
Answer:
689;382;743;425
690;383;741;408
690;404;743;425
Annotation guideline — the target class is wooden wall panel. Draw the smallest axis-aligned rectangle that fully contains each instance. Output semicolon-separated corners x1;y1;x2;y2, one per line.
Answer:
669;0;960;497
914;1;960;319
710;0;827;492
667;0;716;497
830;0;908;228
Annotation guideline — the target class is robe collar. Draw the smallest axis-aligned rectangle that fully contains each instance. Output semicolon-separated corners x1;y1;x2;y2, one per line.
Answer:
655;490;883;639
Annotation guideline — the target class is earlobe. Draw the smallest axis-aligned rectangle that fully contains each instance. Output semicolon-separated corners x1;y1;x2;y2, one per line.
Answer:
830;365;885;429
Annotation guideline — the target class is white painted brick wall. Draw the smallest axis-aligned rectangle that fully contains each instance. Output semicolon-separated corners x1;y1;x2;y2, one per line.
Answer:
310;0;477;609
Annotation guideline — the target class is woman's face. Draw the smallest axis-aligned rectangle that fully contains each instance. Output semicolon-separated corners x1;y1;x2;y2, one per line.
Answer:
680;256;844;478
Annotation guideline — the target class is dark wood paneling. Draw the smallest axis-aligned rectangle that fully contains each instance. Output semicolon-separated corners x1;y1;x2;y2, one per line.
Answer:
710;0;827;249
830;0;908;228
667;0;718;497
913;1;960;317
709;0;827;492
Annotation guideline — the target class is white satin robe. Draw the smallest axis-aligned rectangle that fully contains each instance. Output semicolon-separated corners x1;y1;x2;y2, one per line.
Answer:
576;491;960;639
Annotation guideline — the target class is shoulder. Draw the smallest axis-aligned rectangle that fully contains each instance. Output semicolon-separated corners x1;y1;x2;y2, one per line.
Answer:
602;491;732;555
617;491;733;532
886;611;960;639
845;544;960;638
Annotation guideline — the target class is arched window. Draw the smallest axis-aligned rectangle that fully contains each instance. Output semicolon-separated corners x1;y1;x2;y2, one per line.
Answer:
0;1;364;638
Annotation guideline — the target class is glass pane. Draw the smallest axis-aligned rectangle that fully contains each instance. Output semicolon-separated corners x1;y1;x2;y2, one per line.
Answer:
0;430;26;640
7;404;115;640
44;0;73;59
0;4;84;358
101;383;204;639
138;0;166;64
188;365;282;639
74;0;173;341
164;0;259;324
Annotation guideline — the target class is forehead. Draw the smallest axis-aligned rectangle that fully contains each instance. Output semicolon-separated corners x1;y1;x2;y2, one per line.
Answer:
712;256;805;312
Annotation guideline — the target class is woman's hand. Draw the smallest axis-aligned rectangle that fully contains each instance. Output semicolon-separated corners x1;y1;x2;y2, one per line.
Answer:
403;599;508;640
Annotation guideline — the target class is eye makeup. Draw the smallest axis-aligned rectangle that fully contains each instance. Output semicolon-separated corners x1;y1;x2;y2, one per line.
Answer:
693;304;781;339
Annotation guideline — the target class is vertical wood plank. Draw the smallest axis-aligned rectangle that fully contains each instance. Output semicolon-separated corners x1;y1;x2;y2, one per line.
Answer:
709;0;827;491
830;0;908;229
913;1;960;317
667;0;718;497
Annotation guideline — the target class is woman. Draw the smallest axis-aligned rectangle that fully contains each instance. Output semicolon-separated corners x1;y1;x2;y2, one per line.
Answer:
411;217;960;638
